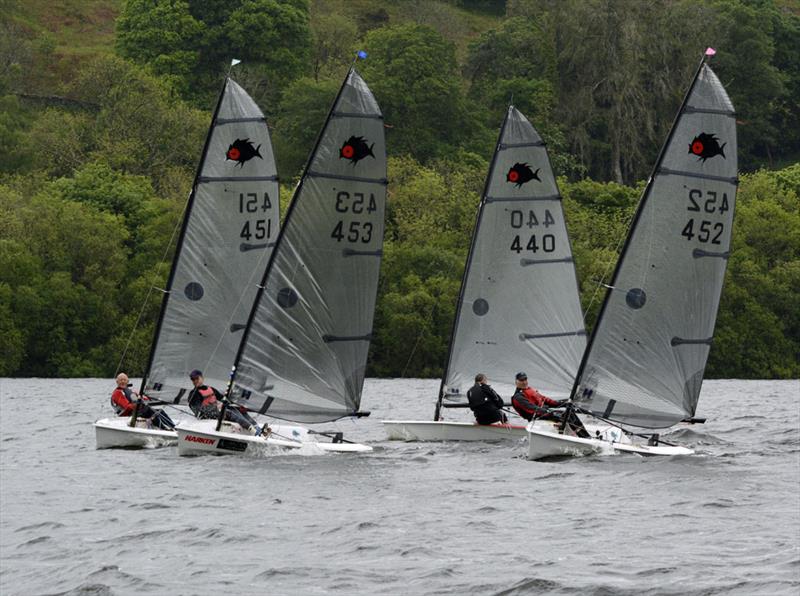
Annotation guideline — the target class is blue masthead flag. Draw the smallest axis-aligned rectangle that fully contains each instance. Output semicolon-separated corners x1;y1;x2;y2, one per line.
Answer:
357;50;368;60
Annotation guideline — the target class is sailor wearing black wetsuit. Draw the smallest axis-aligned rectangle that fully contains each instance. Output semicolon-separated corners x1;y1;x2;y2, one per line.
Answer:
467;373;507;425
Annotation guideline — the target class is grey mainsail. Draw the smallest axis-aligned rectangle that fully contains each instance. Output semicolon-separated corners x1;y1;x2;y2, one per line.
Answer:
230;69;386;423
436;106;586;416
142;79;279;401
572;62;737;428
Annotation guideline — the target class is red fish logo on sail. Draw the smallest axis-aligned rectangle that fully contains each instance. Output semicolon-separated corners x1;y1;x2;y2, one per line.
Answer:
226;138;263;167
340;136;375;165
506;163;540;187
688;133;726;162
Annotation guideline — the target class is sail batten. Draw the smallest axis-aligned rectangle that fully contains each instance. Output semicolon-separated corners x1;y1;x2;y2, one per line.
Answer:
437;106;586;408
142;79;279;401
572;62;737;429
230;69;386;424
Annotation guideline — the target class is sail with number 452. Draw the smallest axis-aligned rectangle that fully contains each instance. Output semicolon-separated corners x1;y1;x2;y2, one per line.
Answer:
229;68;387;424
571;63;737;428
142;78;280;402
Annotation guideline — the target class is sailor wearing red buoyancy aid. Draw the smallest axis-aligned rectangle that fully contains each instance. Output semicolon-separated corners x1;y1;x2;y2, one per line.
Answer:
510;372;563;421
110;372;175;429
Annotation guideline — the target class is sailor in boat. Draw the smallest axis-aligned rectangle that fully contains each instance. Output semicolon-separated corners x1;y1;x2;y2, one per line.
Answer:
511;372;590;437
467;373;507;425
186;370;265;435
110;372;175;430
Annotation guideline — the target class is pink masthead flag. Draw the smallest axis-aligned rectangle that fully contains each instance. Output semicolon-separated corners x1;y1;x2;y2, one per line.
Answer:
705;47;717;56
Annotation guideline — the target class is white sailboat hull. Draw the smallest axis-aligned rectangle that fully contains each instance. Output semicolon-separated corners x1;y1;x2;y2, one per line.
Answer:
526;419;695;460
175;420;372;456
94;417;177;449
383;420;527;442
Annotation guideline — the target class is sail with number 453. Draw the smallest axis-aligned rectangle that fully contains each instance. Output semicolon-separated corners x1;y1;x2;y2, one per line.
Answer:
229;68;387;424
572;63;737;428
142;78;280;402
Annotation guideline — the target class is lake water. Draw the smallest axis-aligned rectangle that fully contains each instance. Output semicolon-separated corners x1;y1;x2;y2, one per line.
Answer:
1;378;798;595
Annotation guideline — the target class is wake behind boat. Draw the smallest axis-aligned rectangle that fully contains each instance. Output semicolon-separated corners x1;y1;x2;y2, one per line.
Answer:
527;50;736;460
383;105;586;442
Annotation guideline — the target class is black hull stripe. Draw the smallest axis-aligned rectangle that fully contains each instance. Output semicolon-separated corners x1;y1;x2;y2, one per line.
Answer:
486;194;560;203
306;170;388;185
658;167;738;185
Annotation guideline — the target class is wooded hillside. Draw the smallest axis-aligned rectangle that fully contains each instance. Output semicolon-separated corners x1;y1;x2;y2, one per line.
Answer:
1;0;798;378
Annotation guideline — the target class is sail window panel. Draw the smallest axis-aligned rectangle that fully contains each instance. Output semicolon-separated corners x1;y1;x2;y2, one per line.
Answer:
444;107;585;400
233;70;386;423
145;80;279;400
574;65;737;428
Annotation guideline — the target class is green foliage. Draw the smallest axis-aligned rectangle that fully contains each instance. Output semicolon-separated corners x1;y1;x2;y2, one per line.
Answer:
707;166;800;378
115;0;204;96
272;76;340;179
712;0;785;171
359;24;477;163
1;0;798;381
116;0;312;105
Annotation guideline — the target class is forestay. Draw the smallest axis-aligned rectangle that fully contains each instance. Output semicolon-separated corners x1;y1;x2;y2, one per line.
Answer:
231;69;386;423
573;64;737;428
143;79;279;401
441;106;585;402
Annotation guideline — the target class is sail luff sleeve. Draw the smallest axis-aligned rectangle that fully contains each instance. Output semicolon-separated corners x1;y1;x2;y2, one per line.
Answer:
443;107;586;399
143;80;279;402
573;65;737;428
231;70;387;424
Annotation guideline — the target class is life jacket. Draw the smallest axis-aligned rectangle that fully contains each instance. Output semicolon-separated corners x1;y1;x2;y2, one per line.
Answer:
512;387;555;420
111;386;133;415
198;386;217;407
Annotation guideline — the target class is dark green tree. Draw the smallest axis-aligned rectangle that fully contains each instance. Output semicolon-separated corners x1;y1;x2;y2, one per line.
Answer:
359;24;475;163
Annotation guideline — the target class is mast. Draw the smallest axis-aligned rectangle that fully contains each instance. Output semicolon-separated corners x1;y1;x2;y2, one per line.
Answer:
140;77;229;396
433;107;511;421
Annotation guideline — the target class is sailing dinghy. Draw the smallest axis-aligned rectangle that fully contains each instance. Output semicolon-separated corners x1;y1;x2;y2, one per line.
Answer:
383;106;586;441
527;52;736;459
177;67;386;456
95;77;280;448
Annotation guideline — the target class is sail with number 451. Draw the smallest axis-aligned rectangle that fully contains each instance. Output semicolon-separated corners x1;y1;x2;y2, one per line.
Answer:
142;78;280;402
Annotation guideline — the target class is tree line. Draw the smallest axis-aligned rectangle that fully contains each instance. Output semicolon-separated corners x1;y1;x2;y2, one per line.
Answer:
0;0;797;378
